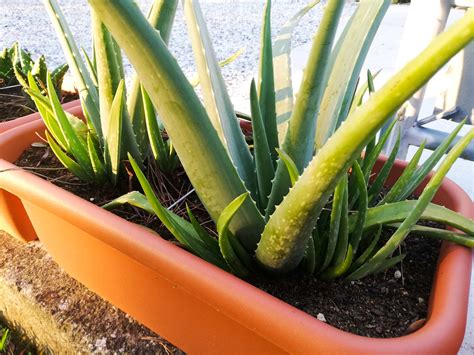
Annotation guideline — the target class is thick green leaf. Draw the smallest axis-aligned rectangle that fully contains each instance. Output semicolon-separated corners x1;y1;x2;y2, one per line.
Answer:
348;128;474;280
265;0;346;220
47;73;94;178
257;11;474;273
275;148;299;187
273;0;320;143
183;0;256;197
320;177;346;272
250;79;274;209
367;131;400;205
397;120;466;201
105;80;125;184
349;225;382;272
88;0;265;250
127;156;229;269
379;141;426;205
349;161;367;254
258;0;278;164
354;200;474;236
387;223;474;248
46;131;91;182
218;193;252;277
42;0;101;136
315;0;390;149
127;0;178;156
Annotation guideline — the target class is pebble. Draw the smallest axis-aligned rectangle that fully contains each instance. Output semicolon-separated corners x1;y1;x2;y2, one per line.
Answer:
394;270;402;279
418;297;424;304
317;313;326;322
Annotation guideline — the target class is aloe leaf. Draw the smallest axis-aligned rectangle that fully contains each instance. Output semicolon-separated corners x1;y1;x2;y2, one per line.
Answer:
218;193;252;277
258;0;278;164
397;120;466;201
274;0;320;143
275;148;299;187
387;223;474;248
362;118;397;181
355;200;474;235
127;155;228;269
142;86;169;169
91;11;123;129
250;79;274;209
304;234;317;274
348;69;380;116
42;0;101;136
25;73;68;150
87;133;107;182
257;11;474;273
380;141;426;205
102;191;154;213
367;131;400;205
265;0;346;219
348;128;474;280
92;11;141;169
186;205;221;256
88;0;265;250
349;161;367;253
349;225;382;272
127;0;178;156
47;73;94;178
315;0;390;149
183;0;256;196
319;177;346;272
332;175;349;267
105;80;125;184
321;244;353;279
82;48;98;87
51;63;69;88
372;253;405;276
189;48;244;87
46;131;91;182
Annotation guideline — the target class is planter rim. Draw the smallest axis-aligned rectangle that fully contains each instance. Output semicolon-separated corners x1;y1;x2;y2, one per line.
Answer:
0;119;472;353
0;99;81;134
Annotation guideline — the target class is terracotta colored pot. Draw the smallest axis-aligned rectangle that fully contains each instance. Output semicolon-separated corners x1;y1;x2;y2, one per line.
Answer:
0;119;472;353
0;99;80;134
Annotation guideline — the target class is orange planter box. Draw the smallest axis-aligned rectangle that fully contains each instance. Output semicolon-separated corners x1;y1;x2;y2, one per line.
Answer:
0;116;472;353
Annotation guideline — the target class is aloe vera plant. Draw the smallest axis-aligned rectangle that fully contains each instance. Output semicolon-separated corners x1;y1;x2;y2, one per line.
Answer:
22;0;183;185
0;43;68;92
87;0;474;278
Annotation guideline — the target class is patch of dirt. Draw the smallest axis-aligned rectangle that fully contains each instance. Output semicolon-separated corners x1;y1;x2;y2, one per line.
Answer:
248;231;440;338
14;145;442;340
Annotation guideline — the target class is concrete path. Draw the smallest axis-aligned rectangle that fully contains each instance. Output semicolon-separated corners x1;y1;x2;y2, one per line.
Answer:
283;4;473;353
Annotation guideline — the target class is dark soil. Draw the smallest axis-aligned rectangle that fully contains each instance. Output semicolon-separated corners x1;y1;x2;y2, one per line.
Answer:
248;233;440;338
14;145;442;340
0;85;79;122
15;145;213;241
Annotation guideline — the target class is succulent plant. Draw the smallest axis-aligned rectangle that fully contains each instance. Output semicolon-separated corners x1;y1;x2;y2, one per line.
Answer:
89;0;474;280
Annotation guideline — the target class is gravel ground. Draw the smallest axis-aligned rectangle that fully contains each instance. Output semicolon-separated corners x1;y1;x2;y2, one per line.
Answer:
0;0;355;105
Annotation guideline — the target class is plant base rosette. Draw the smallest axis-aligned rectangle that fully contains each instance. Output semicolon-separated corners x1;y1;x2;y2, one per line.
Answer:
0;118;472;354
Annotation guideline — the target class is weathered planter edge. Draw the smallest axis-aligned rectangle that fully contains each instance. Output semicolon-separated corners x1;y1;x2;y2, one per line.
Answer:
0;99;80;134
0;117;472;354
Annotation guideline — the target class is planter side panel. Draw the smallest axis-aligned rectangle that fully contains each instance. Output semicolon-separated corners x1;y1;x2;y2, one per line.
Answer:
23;201;285;354
0;189;36;242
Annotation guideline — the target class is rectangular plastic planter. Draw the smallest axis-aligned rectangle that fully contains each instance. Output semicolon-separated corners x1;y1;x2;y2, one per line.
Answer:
0;118;472;354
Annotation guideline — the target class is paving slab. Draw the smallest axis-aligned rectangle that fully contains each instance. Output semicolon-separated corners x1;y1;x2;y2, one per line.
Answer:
0;231;181;354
